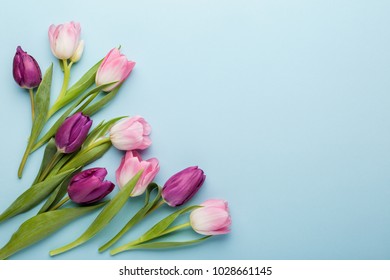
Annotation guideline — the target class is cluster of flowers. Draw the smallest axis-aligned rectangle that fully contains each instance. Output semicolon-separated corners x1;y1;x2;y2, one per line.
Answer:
1;21;231;259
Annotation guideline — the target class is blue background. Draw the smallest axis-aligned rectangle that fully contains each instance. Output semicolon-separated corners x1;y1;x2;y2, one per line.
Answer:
0;0;389;260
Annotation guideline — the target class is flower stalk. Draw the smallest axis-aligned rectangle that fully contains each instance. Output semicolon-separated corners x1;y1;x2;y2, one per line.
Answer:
28;88;35;120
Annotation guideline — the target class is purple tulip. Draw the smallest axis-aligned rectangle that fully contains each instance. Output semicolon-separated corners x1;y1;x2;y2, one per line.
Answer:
13;46;42;89
161;166;206;207
55;112;92;153
68;168;115;204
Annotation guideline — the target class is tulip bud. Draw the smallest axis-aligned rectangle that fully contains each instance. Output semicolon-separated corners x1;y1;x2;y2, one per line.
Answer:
55;112;92;153
162;166;206;207
68;168;115;204
12;46;42;89
70;40;84;63
109;116;152;151
190;199;231;235
116;150;159;197
48;21;82;59
95;48;135;92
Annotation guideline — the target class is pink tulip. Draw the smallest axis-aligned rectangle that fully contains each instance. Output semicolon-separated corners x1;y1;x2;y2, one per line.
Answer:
116;150;159;196
190;199;231;235
95;48;136;92
48;21;82;60
110;116;152;151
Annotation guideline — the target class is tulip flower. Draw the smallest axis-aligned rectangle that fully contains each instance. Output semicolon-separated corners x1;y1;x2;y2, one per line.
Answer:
68;168;115;204
116;150;159;196
13;46;42;89
109;116;152;151
55;112;92;154
107;198;230;255
48;21;82;60
162;166;205;207
190;199;231;235
70;40;84;63
12;46;42;120
95;48;136;92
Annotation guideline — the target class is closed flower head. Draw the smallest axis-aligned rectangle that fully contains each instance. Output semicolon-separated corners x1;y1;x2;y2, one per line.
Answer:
116;150;159;197
48;21;82;60
162;166;206;207
110;116;152;151
190;199;231;235
55;112;92;153
68;168;115;204
13;46;42;89
95;48;135;92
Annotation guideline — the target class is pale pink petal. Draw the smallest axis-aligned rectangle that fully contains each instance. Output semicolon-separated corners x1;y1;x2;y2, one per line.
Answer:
201;199;229;210
190;204;231;236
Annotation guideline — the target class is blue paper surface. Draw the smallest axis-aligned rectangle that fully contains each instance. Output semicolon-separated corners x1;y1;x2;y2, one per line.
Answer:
0;0;389;259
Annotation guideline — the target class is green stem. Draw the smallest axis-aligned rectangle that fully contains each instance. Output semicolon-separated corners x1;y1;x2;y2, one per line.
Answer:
159;222;191;236
28;88;35;121
99;199;164;252
109;222;191;256
51;196;70;211
47;60;71;118
38;151;63;182
83;137;111;152
18;142;34;179
146;199;165;215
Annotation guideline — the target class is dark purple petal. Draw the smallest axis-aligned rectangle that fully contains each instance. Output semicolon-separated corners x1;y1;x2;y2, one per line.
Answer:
162;166;206;207
68;168;115;204
92;168;108;181
12;46;42;89
55;112;82;149
81;181;115;204
55;112;92;153
70;168;107;183
64;117;92;153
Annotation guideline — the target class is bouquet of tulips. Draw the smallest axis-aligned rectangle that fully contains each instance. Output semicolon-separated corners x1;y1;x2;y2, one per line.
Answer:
0;21;231;259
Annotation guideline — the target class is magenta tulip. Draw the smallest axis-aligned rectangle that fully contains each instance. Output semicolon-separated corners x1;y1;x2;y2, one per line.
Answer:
48;21;82;59
162;166;205;207
55;112;92;153
95;48;135;92
116;150;159;196
190;199;231;235
13;46;42;89
68;168;115;204
109;116;152;151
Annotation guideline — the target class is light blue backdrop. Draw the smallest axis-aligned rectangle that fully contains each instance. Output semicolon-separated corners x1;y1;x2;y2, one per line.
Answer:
0;0;389;260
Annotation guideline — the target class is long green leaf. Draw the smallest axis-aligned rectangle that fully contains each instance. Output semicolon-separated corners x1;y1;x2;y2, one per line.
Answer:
82;117;125;148
33;138;57;185
18;64;53;178
46;153;73;178
38;169;79;213
99;183;161;252
33;64;53;139
110;236;211;255
32;83;111;152
50;170;143;256
65;59;102;99
0;202;107;260
0;169;74;223
60;141;111;172
83;85;121;116
140;205;200;242
49;59;103;114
